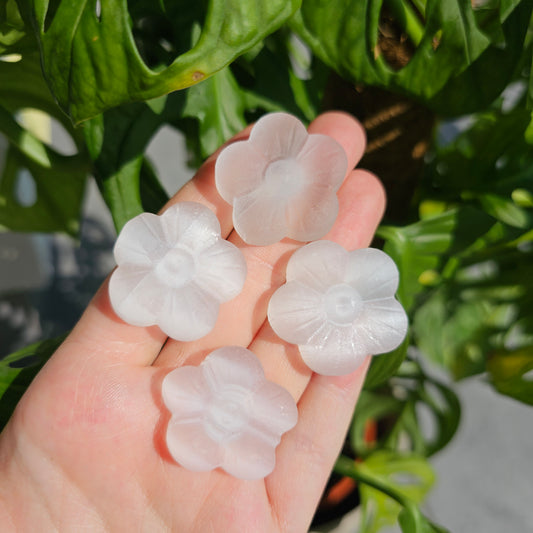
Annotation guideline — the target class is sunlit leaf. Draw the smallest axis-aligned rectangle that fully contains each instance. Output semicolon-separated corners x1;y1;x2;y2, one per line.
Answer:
0;333;67;429
0;53;88;234
379;207;494;311
183;66;248;159
291;0;531;115
487;347;533;405
18;0;301;122
335;451;436;533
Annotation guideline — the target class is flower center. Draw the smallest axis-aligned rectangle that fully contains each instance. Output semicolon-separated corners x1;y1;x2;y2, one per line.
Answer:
204;386;249;443
324;284;364;325
155;246;196;289
263;158;304;197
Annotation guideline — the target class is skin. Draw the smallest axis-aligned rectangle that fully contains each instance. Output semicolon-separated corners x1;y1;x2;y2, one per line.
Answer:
0;112;385;532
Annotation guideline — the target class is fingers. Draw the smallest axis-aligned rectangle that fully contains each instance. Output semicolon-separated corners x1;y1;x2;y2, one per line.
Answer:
52;126;255;369
267;360;370;532
58;111;371;372
258;167;384;530
249;169;385;398
153;112;370;368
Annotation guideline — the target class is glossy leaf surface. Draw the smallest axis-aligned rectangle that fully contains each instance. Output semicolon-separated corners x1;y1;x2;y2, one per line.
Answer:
292;0;532;114
18;0;301;122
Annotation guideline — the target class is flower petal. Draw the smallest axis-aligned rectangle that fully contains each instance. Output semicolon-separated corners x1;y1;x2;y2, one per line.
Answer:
285;189;339;242
166;419;223;472
159;202;221;253
354;297;408;354
297;133;347;191
299;323;369;376
113;213;164;267
286;240;347;291
249;112;308;161
299;297;408;375
201;346;265;393
268;282;325;345
195;240;247;302
157;285;219;341
162;366;210;419
345;248;400;300
233;188;288;245
215;140;268;204
108;266;163;326
222;430;278;480
250;381;298;436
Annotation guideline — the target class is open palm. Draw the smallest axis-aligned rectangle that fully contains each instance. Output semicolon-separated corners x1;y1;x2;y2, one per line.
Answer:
0;112;385;532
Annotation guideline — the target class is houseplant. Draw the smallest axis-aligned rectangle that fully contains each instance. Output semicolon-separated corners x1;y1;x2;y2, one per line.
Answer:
1;1;532;531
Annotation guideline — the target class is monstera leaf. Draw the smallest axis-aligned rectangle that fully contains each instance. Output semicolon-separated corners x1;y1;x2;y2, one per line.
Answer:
16;0;301;123
335;452;445;533
291;0;532;114
0;53;88;234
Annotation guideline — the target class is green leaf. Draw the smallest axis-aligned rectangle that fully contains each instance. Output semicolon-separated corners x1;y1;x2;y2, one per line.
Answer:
84;92;185;231
234;31;327;122
351;389;403;454
183;66;248;159
0;53;88;234
291;0;531;115
356;360;461;458
413;289;494;376
359;452;435;533
426;1;532;114
19;0;301;122
0;333;67;429
398;504;449;533
139;156;170;215
379;207;494;311
0;0;34;55
425;107;533;201
336;451;436;533
386;374;461;457
0;144;86;234
365;335;409;389
478;193;532;229
487;347;533;405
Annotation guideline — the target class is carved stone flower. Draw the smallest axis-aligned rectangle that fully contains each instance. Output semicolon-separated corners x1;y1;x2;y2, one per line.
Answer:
267;240;408;376
109;202;246;341
215;112;348;245
162;346;298;480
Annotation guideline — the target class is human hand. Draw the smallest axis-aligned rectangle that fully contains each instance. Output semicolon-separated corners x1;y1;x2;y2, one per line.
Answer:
0;112;385;532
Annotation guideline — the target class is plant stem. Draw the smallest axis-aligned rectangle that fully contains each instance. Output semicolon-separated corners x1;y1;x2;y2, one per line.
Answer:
335;454;410;507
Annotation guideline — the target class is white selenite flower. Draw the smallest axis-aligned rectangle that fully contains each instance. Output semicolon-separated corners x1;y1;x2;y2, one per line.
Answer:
162;346;298;480
215;112;348;246
109;202;246;341
267;240;408;376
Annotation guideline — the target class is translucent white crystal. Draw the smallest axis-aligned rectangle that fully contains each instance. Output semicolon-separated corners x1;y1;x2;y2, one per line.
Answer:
162;346;298;480
109;202;246;341
215;112;348;246
267;241;408;376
